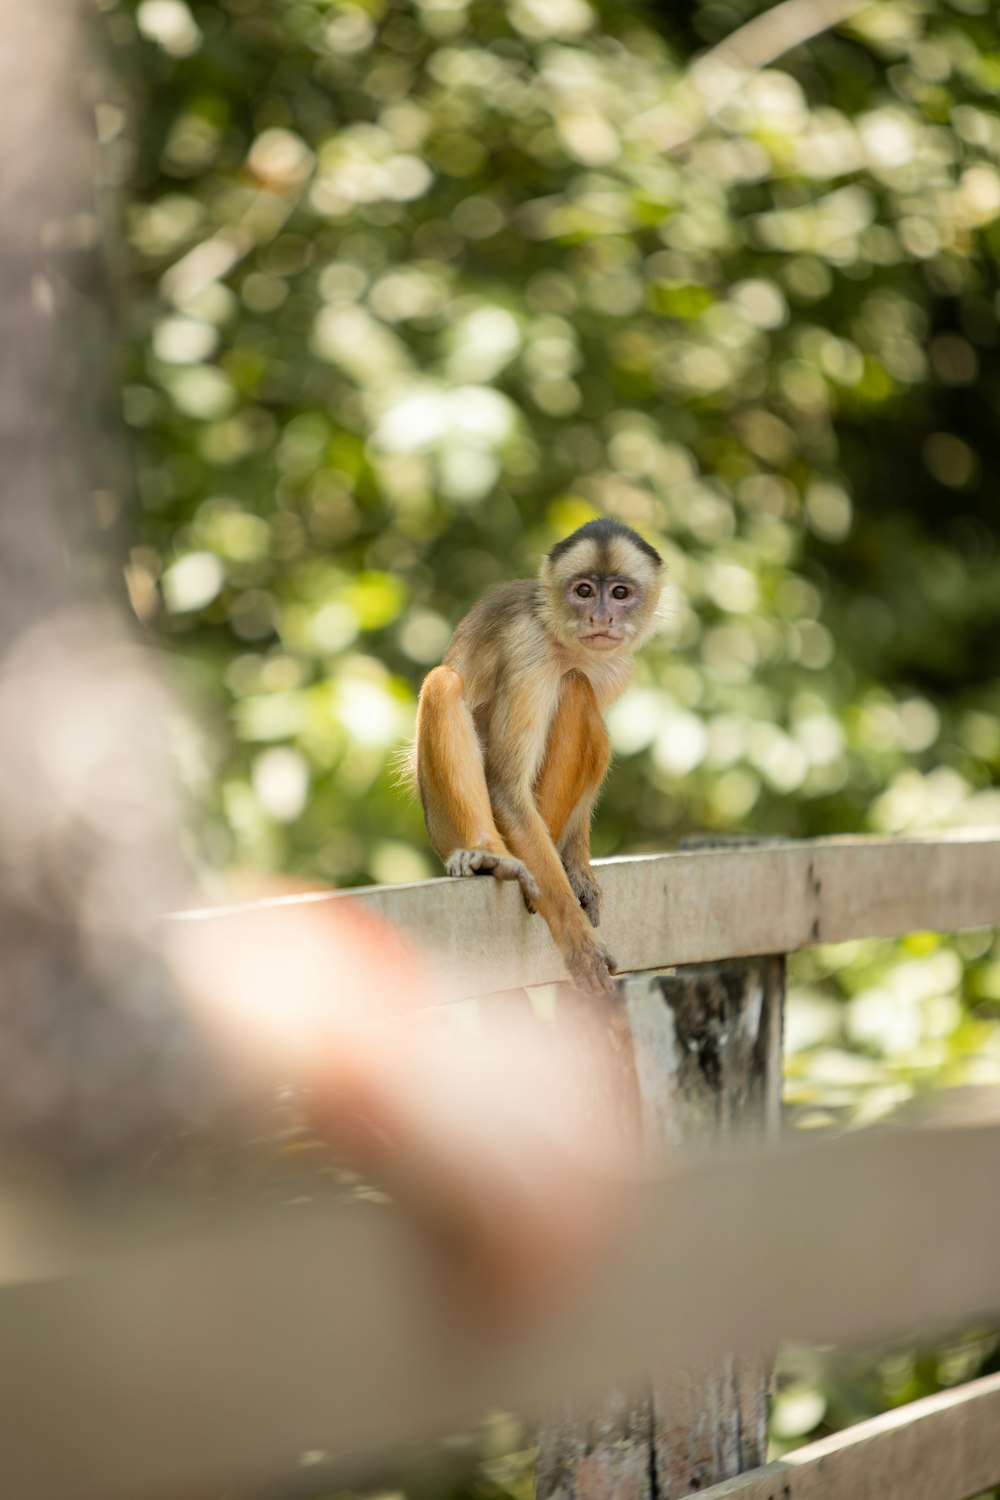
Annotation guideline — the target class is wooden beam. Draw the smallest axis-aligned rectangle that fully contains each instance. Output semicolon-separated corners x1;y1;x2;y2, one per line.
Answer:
5;1119;1000;1500
173;832;1000;998
4;1118;1000;1500
694;1372;1000;1500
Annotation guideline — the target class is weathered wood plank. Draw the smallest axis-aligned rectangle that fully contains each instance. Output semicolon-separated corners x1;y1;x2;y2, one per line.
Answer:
644;961;783;1499
537;959;784;1500
693;1371;1000;1500
172;832;1000;998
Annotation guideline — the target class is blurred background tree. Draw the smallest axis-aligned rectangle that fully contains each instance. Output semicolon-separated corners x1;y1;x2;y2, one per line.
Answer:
101;0;1000;1461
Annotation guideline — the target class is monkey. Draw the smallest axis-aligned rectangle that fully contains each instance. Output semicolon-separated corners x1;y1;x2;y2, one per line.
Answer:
414;517;664;997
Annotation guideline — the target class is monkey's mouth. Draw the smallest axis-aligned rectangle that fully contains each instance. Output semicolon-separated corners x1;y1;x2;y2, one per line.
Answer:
580;630;623;649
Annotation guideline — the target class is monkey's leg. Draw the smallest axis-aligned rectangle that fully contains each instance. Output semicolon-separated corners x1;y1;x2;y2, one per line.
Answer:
534;672;611;930
491;788;615;997
415;666;540;903
487;719;615;997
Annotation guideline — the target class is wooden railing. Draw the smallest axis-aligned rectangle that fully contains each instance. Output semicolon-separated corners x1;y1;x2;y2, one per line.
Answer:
697;1374;1000;1500
186;829;1000;997
5;830;1000;1500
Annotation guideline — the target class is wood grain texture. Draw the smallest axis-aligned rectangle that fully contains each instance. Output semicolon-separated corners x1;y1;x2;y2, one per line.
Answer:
643;962;783;1499
173;831;1000;998
536;959;784;1500
692;1371;1000;1500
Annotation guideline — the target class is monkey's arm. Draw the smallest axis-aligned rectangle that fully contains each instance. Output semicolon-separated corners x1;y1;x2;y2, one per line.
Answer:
534;672;611;930
485;678;615;997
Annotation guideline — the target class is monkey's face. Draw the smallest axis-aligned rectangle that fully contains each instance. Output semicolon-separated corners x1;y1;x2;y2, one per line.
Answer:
565;575;644;652
542;518;664;656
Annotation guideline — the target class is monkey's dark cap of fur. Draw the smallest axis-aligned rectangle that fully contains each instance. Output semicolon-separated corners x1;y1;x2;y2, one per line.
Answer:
548;516;662;567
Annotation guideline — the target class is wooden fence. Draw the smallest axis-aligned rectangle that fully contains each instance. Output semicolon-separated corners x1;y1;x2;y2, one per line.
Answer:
5;829;1000;1500
191;829;1000;998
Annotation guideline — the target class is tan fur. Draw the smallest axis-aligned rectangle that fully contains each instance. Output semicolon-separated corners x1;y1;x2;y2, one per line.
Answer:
413;520;663;996
415;666;507;857
535;672;610;843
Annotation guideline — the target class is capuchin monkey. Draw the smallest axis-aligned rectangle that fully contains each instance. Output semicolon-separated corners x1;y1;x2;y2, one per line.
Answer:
415;518;664;996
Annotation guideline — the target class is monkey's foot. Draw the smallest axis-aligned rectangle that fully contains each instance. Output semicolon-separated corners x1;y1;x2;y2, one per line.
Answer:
446;849;541;905
565;862;603;929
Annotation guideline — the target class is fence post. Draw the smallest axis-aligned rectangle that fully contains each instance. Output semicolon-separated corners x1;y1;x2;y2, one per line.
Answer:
537;955;785;1500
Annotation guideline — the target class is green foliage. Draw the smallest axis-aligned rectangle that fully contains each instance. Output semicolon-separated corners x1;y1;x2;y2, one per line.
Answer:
104;0;1000;1458
109;0;1000;884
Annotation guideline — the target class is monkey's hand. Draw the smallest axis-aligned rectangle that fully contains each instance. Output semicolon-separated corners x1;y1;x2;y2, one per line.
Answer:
446;848;541;905
565;935;618;998
564;861;602;929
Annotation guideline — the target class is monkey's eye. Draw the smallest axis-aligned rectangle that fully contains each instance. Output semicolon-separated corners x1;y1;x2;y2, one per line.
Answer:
575;582;594;599
611;585;630;600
